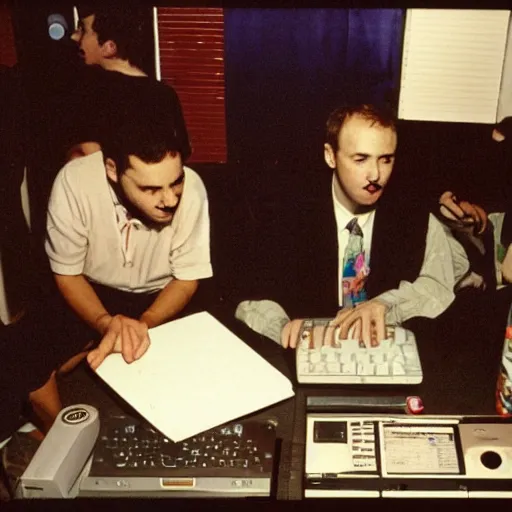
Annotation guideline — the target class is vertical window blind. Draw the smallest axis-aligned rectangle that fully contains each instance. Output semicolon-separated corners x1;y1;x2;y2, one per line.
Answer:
398;9;510;124
156;7;227;163
0;2;17;67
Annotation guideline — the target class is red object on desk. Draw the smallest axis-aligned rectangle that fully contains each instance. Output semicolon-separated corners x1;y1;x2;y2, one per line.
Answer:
406;396;424;415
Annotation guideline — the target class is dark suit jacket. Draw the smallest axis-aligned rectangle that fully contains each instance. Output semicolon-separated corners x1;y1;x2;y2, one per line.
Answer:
248;167;431;321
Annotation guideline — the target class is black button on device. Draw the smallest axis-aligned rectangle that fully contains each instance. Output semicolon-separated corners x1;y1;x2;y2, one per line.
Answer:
480;451;502;470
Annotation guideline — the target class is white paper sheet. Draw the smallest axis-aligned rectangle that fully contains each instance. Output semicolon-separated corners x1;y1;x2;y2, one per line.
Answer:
95;311;295;441
398;9;510;124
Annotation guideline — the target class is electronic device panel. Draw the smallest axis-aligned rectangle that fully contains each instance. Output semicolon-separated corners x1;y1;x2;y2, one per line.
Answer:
304;414;512;498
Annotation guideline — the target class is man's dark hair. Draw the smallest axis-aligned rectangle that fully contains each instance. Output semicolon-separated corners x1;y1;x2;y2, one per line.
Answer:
102;119;182;176
325;103;397;153
76;2;147;67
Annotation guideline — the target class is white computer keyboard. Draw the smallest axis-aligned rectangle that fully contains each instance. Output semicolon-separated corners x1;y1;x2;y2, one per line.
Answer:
295;319;423;385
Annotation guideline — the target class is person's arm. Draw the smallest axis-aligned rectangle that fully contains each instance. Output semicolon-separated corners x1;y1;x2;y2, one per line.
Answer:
54;273;150;369
375;213;468;325
501;244;512;284
46;166;149;368
53;274;112;334
437;190;488;255
46;164;110;335
438;190;488;236
140;278;199;328
87;279;198;370
329;214;466;346
156;169;212;315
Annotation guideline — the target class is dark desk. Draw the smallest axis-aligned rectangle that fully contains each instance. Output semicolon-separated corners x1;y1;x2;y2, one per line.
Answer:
58;308;505;502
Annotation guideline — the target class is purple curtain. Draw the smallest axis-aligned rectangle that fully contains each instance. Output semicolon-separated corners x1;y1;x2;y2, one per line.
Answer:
224;8;404;167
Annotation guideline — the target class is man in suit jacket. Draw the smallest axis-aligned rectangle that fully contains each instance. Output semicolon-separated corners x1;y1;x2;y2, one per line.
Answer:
279;103;469;348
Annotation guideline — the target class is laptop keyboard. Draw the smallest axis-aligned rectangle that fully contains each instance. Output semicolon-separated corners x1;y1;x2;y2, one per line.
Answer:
90;415;277;478
296;320;423;384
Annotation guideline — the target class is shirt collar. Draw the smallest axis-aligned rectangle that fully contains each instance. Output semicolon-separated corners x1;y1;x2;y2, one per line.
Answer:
331;174;374;230
108;183;148;231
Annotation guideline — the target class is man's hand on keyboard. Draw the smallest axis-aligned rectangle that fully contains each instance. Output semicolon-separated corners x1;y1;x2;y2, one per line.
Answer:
87;314;151;370
331;299;388;347
281;319;305;349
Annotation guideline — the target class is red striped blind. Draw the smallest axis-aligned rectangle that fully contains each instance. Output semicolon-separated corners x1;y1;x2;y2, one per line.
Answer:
0;3;17;67
157;7;227;164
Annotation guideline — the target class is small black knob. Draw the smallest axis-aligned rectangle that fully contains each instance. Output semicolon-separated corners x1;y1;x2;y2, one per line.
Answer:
480;451;502;470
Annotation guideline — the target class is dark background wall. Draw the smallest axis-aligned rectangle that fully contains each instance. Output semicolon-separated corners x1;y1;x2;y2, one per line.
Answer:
9;1;155;243
2;2;511;258
224;8;404;169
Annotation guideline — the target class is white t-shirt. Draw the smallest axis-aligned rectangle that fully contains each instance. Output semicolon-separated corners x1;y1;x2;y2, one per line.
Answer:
45;151;212;293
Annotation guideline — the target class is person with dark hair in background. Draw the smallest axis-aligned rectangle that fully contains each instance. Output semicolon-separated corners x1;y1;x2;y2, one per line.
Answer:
437;116;512;292
60;2;191;163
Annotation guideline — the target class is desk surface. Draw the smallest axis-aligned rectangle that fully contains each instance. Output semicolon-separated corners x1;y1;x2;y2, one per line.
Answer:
58;309;505;501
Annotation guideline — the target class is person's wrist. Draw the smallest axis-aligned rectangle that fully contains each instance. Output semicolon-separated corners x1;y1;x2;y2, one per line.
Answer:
140;310;158;328
95;312;112;334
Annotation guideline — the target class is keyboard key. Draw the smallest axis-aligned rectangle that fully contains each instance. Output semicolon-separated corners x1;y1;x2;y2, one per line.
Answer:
296;322;422;384
340;351;355;365
309;351;322;364
391;349;406;366
355;351;370;365
342;361;357;375
360;363;375;375
369;350;385;365
379;338;391;351
392;361;406;375
376;363;389;375
312;362;327;374
161;456;177;468
297;353;309;364
401;345;417;360
298;362;311;374
341;339;360;353
393;327;407;344
320;345;338;360
326;362;341;373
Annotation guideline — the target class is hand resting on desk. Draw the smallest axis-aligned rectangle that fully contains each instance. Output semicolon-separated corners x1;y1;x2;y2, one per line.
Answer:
87;314;151;370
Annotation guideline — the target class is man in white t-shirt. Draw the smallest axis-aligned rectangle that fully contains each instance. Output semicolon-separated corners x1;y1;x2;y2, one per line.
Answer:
0;112;211;491
45;120;212;373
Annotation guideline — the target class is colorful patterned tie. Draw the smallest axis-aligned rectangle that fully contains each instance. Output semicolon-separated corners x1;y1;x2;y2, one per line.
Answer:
342;217;370;308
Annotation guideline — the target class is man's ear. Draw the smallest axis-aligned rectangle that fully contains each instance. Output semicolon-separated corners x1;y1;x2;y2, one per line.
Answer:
324;143;336;169
105;157;118;183
100;39;117;59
